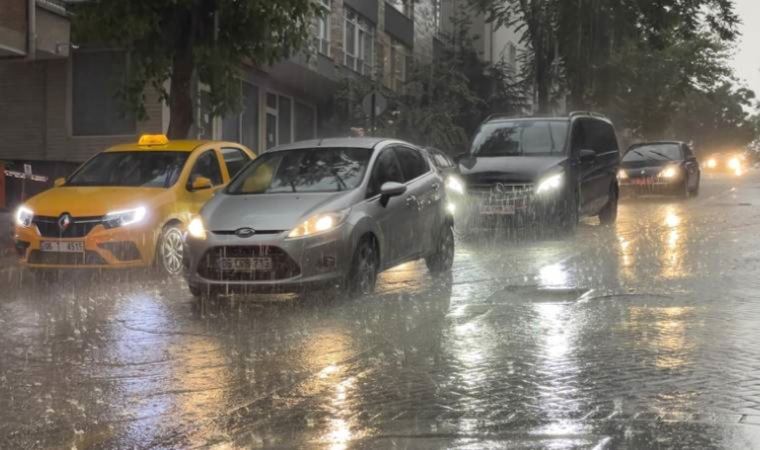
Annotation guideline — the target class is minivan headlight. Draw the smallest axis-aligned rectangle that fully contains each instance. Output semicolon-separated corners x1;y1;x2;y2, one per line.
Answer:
103;206;147;228
288;209;350;239
15;205;34;228
535;173;564;195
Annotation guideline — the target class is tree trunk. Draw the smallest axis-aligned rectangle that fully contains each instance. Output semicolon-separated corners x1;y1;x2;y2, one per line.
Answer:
166;49;195;139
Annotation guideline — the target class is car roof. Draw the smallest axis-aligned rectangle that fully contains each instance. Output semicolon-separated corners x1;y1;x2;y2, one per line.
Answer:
105;139;244;153
629;141;685;148
267;137;393;152
483;112;613;126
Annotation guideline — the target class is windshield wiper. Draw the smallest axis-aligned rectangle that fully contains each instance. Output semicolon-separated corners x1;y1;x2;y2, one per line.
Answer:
648;150;672;160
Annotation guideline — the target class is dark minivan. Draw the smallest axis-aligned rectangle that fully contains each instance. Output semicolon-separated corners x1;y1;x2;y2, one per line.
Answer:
456;112;621;229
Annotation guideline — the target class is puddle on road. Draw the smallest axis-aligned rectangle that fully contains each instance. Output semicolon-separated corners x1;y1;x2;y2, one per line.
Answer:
495;285;591;304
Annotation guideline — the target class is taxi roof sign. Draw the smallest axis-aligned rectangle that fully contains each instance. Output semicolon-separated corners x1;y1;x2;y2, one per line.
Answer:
138;134;169;146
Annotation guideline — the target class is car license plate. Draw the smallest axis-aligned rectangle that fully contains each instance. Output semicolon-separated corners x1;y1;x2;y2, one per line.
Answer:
219;257;273;271
632;178;651;186
480;204;515;215
41;241;84;253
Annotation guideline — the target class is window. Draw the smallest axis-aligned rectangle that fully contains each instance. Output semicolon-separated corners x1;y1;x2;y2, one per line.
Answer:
344;8;375;76
221;147;251;178
508;43;517;69
72;50;136;136
583;119;618;155
222;81;259;151
368;149;404;198
278;96;292;145
388;0;413;17
473;120;569;156
66;152;189;187
295;102;316;141
314;0;331;55
390;39;410;91
394;146;429;181
188;150;223;188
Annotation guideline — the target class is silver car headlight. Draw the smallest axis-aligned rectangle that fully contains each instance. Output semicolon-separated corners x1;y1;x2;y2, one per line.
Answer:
288;209;350;239
15;205;34;228
535;173;564;195
103;206;147;228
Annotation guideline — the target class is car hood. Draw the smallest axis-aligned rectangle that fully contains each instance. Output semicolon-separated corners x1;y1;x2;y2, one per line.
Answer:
23;186;167;217
202;191;354;231
458;156;567;184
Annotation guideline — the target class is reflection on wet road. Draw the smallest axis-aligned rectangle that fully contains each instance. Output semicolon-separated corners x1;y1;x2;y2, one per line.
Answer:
3;173;760;448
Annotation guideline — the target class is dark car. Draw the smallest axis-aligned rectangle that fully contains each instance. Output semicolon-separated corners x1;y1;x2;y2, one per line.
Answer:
456;112;621;229
618;141;700;197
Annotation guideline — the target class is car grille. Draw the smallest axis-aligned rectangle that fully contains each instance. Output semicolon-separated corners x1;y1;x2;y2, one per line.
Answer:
197;246;301;281
27;250;107;265
469;183;534;209
97;241;142;261
33;215;103;238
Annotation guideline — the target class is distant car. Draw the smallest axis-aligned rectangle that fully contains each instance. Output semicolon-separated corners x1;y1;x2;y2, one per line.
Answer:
183;138;455;297
703;152;746;176
456;112;621;229
618;141;700;197
13;135;255;275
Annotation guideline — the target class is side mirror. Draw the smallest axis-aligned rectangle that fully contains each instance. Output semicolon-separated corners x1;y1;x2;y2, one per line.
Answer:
189;175;213;191
379;182;406;205
54;177;66;187
579;149;596;164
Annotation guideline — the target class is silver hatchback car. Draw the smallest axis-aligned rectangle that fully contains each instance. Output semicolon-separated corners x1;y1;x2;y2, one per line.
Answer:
183;138;454;296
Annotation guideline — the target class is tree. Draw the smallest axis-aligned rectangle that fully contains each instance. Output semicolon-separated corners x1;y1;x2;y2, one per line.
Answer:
73;0;317;139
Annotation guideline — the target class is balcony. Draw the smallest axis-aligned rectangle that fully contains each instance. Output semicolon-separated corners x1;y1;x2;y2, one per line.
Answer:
384;2;413;48
0;0;71;59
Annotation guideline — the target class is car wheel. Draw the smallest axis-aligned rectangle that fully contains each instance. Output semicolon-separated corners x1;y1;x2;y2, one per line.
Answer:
598;185;618;225
347;237;379;296
690;175;700;197
158;223;184;276
559;189;579;233
426;224;455;274
679;178;690;198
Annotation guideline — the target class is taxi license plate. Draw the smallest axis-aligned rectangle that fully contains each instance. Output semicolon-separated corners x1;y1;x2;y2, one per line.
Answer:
480;205;515;215
41;241;84;253
219;257;273;271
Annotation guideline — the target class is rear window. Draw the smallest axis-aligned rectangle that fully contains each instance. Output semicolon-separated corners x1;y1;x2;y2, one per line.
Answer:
471;120;569;156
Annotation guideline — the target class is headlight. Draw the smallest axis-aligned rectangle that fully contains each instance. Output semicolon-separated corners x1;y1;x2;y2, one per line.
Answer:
187;216;206;240
659;166;679;179
446;176;465;194
706;158;717;169
288;209;349;239
15;205;34;228
103;206;147;228
617;170;628;180
535;173;564;195
728;158;741;170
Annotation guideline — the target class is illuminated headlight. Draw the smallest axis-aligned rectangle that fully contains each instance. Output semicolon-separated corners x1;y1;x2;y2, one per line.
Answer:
187;216;206;240
706;158;717;169
103;206;147;228
617;170;628;180
728;158;741;170
446;176;465;194
659;166;679;179
288;209;349;239
15;205;34;228
535;173;564;195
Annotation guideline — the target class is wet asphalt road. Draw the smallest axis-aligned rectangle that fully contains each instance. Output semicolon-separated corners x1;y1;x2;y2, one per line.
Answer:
2;172;760;449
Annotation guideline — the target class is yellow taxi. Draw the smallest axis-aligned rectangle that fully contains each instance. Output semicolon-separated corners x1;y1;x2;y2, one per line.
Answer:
13;135;255;274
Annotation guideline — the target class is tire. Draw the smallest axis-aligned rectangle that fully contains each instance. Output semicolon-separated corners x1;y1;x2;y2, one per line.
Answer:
189;283;203;298
558;188;579;233
678;178;690;198
157;223;184;276
347;237;379;296
598;185;618;225
690;175;700;197
426;224;455;274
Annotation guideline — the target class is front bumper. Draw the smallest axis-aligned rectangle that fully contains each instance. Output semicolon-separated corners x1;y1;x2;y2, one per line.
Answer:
619;176;681;194
183;226;353;293
455;184;563;227
14;222;157;269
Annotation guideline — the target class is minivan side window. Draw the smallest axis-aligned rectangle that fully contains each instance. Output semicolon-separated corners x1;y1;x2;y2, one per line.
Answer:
583;119;618;155
394;146;429;182
367;149;405;198
188;150;223;188
221;147;251;178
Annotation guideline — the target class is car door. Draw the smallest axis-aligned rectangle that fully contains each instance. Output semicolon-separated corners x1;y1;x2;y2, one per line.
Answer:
184;148;225;219
393;145;440;258
365;147;411;266
220;146;253;181
575;118;618;215
570;119;593;212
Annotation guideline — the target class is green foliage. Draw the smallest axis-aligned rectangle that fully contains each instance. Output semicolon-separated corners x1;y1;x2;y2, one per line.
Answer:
73;0;317;137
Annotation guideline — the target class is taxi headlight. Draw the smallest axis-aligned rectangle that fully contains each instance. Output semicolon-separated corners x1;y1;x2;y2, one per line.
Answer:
446;176;465;194
288;209;349;239
659;166;679;179
103;206;147;228
15;205;34;228
187;217;206;240
535;173;564;195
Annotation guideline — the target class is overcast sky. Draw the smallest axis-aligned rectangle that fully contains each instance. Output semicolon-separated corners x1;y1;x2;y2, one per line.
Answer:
732;0;760;102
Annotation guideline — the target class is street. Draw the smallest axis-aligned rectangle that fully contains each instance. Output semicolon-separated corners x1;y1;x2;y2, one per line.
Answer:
2;172;760;449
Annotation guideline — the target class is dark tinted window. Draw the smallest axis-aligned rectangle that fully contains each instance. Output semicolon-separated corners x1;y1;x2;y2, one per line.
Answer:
580;119;618;154
228;148;371;194
472;120;569;156
683;145;695;159
394;146;429;181
189;150;223;187
67;151;189;187
221;147;251;178
367;149;404;198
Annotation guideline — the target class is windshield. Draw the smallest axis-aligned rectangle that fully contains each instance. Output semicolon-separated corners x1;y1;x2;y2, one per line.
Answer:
66;151;190;187
227;147;372;194
624;144;682;162
471;120;569;156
